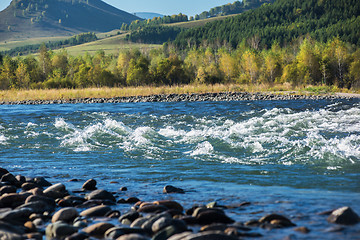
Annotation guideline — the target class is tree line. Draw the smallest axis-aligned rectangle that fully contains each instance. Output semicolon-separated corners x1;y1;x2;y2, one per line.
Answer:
0;36;359;90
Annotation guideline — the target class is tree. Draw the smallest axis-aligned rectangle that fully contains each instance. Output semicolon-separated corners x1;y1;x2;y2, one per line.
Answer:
38;44;52;79
296;38;320;85
15;61;31;89
0;56;17;89
349;49;360;89
52;50;68;77
219;49;236;83
241;50;259;84
126;56;150;86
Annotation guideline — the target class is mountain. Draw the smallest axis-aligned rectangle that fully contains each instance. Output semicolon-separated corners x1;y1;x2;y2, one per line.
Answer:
0;0;141;41
173;0;360;48
133;12;164;20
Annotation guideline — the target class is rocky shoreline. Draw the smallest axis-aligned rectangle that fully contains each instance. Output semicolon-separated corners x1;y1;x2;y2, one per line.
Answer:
0;168;359;240
0;92;359;105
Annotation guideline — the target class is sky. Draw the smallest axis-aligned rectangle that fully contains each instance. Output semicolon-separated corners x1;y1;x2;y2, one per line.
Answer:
0;0;233;16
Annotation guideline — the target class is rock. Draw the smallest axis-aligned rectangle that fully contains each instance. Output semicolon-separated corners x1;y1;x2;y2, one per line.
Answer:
106;210;121;218
0;186;17;195
25;193;55;207
15;175;25;185
34;177;52;187
192;207;224;218
119;211;140;223
80;205;112;217
104;227;147;239
44;183;67;199
163;185;185;194
206;202;225;209
168;232;193;240
64;232;89;240
0;168;9;178
16;200;55;214
82;222;115;238
46;221;78;239
86;189;116;202
1;173;19;186
52;207;79;223
154;200;184;212
116;233;150;240
200;223;227;232
0;208;32;224
152;220;188;240
151;217;173;233
26;188;44;196
126;197;141;204
180;231;238;240
120;187;128;191
44;183;66;193
224;227;262;238
63;195;86;206
138;204;168;213
25;232;43;240
0;193;29;208
259;213;296;227
24;221;37;232
0;231;22;240
196;210;234;225
21;182;39;191
82;179;97;190
0;220;26;234
327;206;360;225
294;226;310;234
131;217;148;228
141;212;172;232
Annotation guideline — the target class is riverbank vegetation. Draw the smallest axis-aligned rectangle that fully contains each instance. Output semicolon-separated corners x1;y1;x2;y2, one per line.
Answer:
0;36;359;92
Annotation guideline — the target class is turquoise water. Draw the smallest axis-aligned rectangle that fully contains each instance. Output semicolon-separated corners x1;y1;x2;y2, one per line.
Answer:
1;99;360;239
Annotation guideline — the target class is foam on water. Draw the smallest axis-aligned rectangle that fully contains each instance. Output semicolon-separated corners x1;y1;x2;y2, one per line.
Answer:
0;134;8;145
48;102;360;168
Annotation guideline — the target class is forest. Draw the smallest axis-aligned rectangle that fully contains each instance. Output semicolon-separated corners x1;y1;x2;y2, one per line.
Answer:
173;0;360;48
0;36;359;90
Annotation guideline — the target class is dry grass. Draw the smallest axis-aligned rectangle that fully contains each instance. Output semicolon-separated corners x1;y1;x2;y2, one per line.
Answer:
1;83;357;102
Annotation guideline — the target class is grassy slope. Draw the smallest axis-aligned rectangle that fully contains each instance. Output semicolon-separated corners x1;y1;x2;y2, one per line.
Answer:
56;34;161;55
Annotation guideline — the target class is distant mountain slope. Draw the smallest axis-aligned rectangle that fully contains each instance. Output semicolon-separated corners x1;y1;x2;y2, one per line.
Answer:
134;12;164;20
174;0;360;48
0;0;141;41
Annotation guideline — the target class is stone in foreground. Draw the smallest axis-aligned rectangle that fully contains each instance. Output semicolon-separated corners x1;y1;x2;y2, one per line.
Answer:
327;207;360;225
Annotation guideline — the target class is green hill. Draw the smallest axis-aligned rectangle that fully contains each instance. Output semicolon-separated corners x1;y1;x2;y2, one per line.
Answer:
0;0;141;42
173;0;360;48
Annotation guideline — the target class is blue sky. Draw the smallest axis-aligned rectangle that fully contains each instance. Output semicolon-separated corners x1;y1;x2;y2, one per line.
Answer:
0;0;233;16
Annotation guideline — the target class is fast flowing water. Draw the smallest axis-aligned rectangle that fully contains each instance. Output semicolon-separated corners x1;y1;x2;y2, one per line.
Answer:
1;99;360;239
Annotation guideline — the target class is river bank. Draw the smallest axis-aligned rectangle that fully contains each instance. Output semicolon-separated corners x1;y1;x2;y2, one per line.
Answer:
1;91;359;105
0;168;359;240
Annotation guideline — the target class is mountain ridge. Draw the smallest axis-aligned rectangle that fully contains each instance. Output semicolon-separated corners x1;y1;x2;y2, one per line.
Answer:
0;0;141;42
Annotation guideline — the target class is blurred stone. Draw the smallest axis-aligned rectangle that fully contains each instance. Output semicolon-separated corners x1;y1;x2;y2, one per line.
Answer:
163;185;184;194
82;179;97;191
327;207;360;225
80;205;111;217
52;207;79;223
86;189;116;202
82;222;114;238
